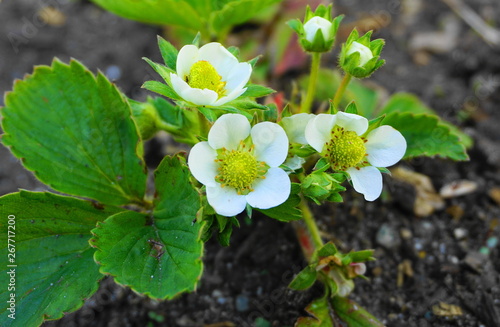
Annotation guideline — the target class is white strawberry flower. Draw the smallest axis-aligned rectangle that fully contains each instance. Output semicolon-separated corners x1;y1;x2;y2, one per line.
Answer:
305;111;406;201
188;114;291;217
303;16;333;43
170;43;252;107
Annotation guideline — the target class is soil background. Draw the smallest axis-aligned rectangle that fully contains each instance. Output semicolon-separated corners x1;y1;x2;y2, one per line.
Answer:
1;0;500;326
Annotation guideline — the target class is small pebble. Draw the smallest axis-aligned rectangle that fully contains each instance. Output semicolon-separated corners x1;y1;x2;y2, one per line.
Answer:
454;228;467;240
235;294;249;312
376;223;400;249
105;65;121;80
486;236;498;248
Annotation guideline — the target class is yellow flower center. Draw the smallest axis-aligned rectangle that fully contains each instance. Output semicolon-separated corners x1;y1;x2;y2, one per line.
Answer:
325;126;367;170
215;143;267;195
186;60;226;98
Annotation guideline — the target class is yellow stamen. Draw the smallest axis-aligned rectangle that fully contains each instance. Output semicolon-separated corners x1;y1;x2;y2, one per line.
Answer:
186;60;226;98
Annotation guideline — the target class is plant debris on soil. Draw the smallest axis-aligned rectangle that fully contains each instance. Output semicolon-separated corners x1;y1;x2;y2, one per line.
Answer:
1;0;500;326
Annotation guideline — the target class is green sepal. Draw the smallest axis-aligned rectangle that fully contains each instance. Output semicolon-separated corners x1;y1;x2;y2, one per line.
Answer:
289;265;318;291
241;84;276;98
339;29;385;78
192;32;201;47
331;296;384;327
344;101;358;114
142;80;181;100
157;36;178;70
302;172;346;205
317;242;339;258
143;57;175;83
264;103;278;122
365;115;386;134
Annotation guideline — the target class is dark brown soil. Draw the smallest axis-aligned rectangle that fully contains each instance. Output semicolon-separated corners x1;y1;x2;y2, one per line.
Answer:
1;0;499;326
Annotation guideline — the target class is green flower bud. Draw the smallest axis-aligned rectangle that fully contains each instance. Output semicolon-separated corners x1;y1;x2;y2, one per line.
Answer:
301;171;345;204
288;4;343;53
339;29;386;78
130;99;161;140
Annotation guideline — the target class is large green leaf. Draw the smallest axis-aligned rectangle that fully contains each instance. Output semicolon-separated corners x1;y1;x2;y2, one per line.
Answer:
211;0;282;34
90;155;204;299
378;92;473;148
1;59;147;206
331;296;384;327
382;112;469;161
90;0;204;30
0;191;122;327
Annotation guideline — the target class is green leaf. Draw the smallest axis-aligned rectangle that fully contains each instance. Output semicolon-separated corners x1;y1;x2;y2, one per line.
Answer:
224;99;268;110
331;296;384;327
289;266;317;290
382;112;469;161
91;155;203;299
1;59;147;206
241;84;276;98
157;36;178;70
296;296;333;327
378;92;473;148
211;0;282;34
256;183;302;222
0;191;122;327
90;0;205;30
143;57;176;83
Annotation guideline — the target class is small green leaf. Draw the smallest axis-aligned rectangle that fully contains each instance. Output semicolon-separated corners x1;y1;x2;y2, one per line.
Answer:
331;296;384;327
241;84;276;98
296;296;333;327
90;0;205;30
91;155;203;300
0;191;122;327
382;112;469;161
1;59;147;206
289;266;317;290
157;36;178;70
224;99;268;110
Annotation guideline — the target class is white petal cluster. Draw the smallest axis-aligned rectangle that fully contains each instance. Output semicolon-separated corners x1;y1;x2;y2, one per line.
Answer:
170;43;252;107
305;111;406;201
346;41;373;67
303;16;333;43
188;114;291;216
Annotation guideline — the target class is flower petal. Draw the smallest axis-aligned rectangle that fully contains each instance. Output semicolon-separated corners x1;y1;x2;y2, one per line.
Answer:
365;125;407;167
187;142;218;187
213;86;247;106
251;122;289;167
176;44;199;79
208;114;251;150
335;111;368;135
246;167;290;209
346;41;374;67
305;113;336;152
347;166;383;201
170;73;218;106
224;62;252;94
197;42;238;80
304;16;332;43
282;113;315;144
207;185;247;217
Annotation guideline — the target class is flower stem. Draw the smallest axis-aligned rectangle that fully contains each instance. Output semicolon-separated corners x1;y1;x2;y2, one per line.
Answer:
332;73;352;110
301;52;322;114
197;110;211;138
299;196;324;250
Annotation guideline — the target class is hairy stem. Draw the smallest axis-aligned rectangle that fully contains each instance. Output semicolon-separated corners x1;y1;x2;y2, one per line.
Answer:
332;73;352;109
299;196;324;250
301;52;322;114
